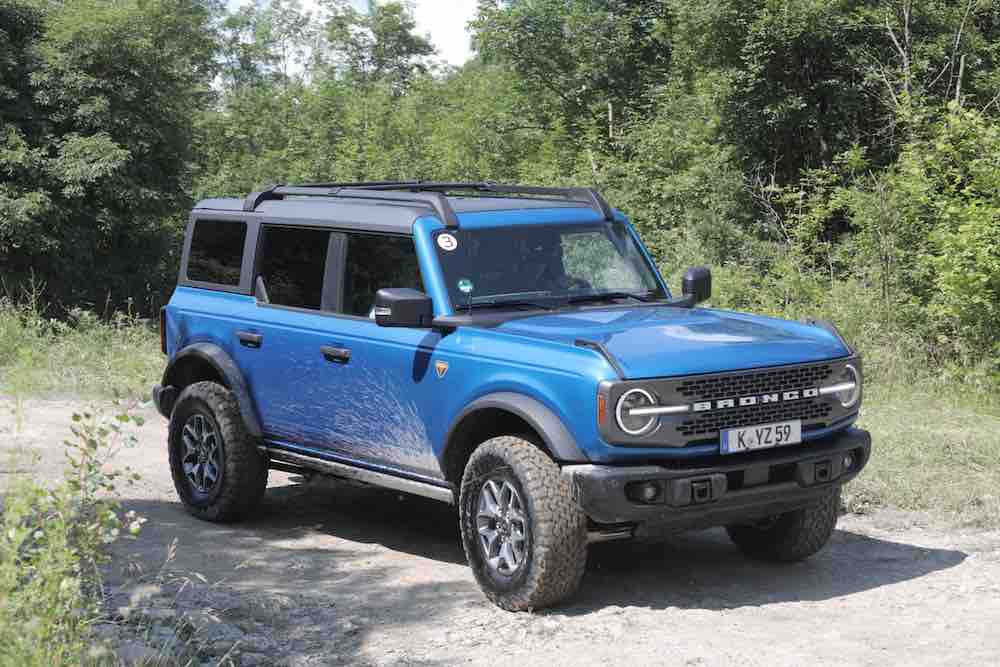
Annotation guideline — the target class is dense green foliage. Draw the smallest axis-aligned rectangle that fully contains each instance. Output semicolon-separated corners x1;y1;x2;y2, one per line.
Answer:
1;0;216;312
2;0;999;377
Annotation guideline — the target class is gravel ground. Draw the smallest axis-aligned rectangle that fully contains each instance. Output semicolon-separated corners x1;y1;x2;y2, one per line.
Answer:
3;398;1000;666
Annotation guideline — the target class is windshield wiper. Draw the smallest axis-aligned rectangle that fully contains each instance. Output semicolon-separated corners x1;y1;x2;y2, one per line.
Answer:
467;299;556;311
566;291;657;305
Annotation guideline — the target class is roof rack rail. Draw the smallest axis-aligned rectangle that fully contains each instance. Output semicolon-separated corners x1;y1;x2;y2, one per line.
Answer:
241;181;615;227
242;183;460;227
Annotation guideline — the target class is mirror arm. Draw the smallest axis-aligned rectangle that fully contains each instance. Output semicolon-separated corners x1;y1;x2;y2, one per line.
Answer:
664;294;696;308
430;315;460;331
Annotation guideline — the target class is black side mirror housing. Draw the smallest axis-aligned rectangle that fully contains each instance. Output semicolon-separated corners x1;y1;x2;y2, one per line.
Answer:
374;288;434;328
681;266;712;305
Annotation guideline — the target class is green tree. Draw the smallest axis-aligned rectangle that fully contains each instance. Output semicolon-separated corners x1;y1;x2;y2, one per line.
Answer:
324;0;435;92
671;0;1000;183
472;0;672;138
1;0;217;312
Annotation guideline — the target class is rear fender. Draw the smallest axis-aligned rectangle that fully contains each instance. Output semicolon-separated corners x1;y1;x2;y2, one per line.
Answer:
161;342;262;438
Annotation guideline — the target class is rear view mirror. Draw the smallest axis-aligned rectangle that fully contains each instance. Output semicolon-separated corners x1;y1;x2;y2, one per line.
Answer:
670;266;712;308
374;288;434;328
681;267;711;306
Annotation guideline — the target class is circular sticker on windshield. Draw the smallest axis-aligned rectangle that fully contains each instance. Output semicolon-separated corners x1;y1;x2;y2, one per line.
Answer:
458;278;474;294
437;233;458;251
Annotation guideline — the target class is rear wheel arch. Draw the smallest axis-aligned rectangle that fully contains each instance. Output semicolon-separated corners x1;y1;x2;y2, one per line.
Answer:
442;392;588;486
162;343;263;438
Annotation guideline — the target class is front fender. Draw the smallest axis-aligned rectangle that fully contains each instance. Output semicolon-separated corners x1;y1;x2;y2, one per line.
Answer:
160;342;263;438
445;392;589;463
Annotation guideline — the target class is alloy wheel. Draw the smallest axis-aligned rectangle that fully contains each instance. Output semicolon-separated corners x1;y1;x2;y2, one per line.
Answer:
181;413;222;494
476;478;529;576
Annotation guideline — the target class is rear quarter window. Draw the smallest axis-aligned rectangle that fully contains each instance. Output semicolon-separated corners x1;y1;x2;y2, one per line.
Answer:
187;220;247;286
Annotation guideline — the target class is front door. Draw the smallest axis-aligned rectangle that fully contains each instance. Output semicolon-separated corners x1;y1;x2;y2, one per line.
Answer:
318;230;442;479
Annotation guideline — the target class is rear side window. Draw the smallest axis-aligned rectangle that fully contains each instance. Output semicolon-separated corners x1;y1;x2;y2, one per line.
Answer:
342;233;423;316
257;226;331;310
187;220;247;286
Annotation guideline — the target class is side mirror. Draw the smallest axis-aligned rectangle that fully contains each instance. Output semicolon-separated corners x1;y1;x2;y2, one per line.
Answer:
374;288;434;328
681;267;712;305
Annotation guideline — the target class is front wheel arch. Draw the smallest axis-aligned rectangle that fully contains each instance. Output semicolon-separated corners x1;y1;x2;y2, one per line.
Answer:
441;392;588;486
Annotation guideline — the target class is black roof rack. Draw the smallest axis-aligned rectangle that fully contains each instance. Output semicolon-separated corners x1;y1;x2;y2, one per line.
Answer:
242;181;615;228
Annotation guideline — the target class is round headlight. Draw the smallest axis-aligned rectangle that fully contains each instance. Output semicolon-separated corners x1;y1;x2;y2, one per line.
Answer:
616;388;658;436
837;363;861;408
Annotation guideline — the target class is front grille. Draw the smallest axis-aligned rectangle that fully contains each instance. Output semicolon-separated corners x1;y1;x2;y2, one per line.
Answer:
601;357;859;448
676;364;833;401
676;398;833;438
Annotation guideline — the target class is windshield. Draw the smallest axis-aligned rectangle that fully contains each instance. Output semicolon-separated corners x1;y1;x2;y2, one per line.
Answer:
433;221;665;309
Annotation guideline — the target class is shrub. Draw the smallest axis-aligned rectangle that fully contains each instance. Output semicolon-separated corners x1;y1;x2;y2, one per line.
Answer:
0;406;145;665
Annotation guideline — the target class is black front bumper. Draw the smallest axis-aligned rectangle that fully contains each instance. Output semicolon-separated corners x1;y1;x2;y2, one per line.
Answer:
563;427;871;537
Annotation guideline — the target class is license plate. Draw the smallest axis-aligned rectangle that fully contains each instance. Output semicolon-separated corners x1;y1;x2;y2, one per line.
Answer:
721;420;801;454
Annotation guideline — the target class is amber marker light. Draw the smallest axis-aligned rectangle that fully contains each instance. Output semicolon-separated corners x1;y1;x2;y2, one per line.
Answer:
597;393;608;426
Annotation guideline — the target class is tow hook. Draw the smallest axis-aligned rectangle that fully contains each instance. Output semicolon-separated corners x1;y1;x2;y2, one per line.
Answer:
691;479;713;504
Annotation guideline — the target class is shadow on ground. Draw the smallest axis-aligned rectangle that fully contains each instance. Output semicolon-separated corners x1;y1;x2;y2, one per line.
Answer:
109;478;968;661
570;526;966;613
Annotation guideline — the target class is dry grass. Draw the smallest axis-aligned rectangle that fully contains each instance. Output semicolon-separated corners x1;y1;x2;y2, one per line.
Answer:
847;386;1000;527
0;300;162;400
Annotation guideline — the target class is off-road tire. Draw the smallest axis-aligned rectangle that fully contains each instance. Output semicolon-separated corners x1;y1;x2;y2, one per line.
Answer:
459;436;588;611
726;490;840;562
168;381;268;522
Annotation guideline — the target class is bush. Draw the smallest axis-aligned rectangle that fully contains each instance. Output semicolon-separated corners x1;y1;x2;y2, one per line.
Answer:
0;406;145;665
778;106;1000;365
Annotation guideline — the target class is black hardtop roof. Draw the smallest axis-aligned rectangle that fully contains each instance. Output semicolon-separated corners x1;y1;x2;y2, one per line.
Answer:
193;182;614;233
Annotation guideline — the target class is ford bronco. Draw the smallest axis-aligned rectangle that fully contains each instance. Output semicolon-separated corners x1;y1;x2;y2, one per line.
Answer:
153;182;871;611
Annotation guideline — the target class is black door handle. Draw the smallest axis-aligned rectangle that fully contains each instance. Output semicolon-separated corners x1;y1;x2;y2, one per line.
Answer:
320;346;351;363
236;331;263;348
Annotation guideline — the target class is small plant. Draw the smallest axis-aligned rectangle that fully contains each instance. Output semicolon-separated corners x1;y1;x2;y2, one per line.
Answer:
0;403;145;665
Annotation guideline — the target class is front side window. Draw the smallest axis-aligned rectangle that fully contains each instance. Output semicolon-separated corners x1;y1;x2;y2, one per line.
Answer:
187;220;247;286
434;221;663;308
343;233;423;316
257;226;330;310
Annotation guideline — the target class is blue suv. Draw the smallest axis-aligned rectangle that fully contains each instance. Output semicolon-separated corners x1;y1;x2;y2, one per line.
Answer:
153;182;871;611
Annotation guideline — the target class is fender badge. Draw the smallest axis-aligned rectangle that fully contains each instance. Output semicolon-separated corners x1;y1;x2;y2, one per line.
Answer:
435;360;449;378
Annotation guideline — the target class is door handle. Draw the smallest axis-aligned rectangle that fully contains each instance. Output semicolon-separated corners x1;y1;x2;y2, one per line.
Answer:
236;331;263;348
320;346;351;364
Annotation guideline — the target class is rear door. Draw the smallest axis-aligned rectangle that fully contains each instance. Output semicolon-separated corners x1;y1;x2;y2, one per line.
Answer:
231;224;351;447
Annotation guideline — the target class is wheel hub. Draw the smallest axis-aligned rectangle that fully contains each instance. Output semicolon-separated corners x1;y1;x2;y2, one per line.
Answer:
181;413;222;494
476;478;528;576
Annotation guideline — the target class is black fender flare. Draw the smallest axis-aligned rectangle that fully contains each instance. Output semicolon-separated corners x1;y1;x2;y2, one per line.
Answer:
445;392;589;463
161;342;263;438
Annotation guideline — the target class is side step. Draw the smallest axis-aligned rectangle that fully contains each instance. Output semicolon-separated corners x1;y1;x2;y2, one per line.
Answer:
264;447;455;504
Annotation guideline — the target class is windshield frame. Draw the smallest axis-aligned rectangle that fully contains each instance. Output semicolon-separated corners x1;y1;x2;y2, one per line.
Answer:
431;219;669;313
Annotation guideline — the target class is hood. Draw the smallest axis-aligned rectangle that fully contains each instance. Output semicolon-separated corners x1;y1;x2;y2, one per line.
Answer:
493;305;850;379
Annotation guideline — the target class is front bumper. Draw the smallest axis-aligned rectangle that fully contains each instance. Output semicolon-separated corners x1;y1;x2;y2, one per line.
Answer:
563;426;871;536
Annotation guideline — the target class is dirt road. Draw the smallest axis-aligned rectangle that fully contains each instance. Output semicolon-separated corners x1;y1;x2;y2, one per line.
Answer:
3;398;999;666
